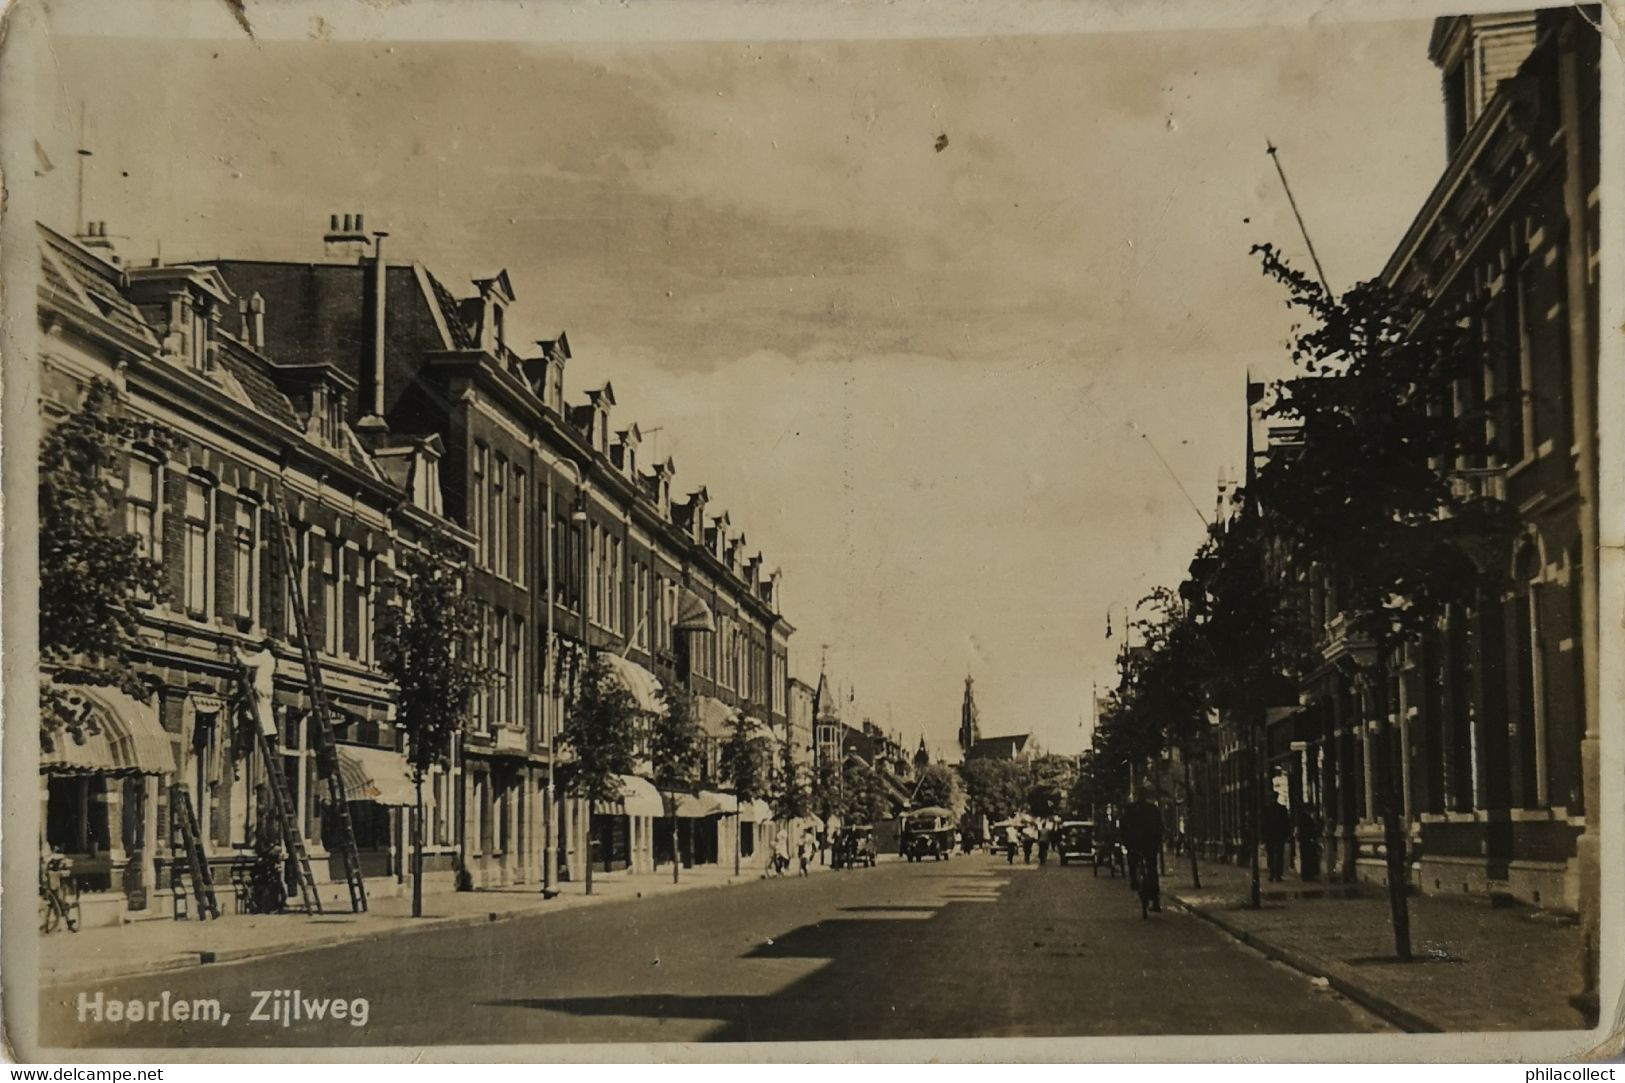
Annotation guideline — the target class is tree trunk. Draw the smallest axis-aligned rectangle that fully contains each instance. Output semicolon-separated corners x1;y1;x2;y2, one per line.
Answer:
1249;711;1263;909
1185;754;1201;890
1369;663;1412;961
412;773;424;918
734;810;741;878
668;790;680;884
584;803;593;896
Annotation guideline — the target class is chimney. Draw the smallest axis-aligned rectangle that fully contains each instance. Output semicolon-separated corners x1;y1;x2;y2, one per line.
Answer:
356;230;390;437
322;210;370;261
249;292;265;350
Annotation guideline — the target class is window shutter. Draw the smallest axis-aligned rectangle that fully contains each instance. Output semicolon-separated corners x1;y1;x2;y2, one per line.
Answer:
343;551;360;658
261;506;284;639
307;535;326;651
163;470;187;608
215;492;235;623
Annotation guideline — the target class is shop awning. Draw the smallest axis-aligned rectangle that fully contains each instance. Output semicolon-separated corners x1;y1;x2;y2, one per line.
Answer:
675;588;716;634
695;696;736;739
674;789;738;818
594;774;665;817
42;686;175;776
599;654;665;715
740;798;773;823
336;744;416;806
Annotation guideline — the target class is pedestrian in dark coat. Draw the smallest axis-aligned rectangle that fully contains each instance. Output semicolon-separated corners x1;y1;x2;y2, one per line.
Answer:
1262;796;1292;882
1297;807;1322;882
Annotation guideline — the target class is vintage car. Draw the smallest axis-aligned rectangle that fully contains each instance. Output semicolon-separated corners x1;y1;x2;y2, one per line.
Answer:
1055;820;1096;866
832;825;878;869
900;807;955;862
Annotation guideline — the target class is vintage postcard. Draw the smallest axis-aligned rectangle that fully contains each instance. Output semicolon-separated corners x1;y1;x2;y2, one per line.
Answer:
1;0;1620;1063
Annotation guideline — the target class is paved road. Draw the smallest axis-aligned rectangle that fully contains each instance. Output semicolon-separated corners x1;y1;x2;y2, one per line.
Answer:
41;855;1388;1048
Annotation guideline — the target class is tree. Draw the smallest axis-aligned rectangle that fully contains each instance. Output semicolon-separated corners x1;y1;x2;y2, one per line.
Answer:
375;532;488;917
1023;754;1077;820
772;741;812;822
959;758;1025;826
559;654;640;896
1248;245;1519;960
38;378;167;749
810;758;844;823
721;713;773;876
911;763;966;818
650;685;703;883
840;760;894;825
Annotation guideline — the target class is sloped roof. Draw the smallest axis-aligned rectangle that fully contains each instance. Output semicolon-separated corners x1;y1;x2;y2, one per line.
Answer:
215;341;301;430
38;225;157;346
967;734;1030;761
424;269;478;350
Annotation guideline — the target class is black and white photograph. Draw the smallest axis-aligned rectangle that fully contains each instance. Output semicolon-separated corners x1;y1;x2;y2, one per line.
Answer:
1;0;1619;1063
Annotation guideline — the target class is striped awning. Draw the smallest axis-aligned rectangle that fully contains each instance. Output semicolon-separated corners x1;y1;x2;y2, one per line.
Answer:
42;686;175;776
695;695;736;739
336;744;416;806
674;588;716;633
593;774;665;817
599;654;665;715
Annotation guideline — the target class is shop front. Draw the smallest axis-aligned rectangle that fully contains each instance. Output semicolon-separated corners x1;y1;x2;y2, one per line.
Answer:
40;686;176;927
328;742;417;888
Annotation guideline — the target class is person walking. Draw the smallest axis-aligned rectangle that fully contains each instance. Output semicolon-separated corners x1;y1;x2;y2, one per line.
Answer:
1003;824;1018;865
797;831;815;877
1037;821;1052;865
772;830;791;877
1262;795;1292;883
1020;825;1035;865
1296;806;1322;882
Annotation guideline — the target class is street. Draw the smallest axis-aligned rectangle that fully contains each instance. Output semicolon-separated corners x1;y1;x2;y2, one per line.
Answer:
41;855;1389;1048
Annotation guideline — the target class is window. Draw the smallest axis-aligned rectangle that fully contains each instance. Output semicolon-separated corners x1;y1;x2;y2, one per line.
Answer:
472;443;489;568
510;615;525;725
492;455;508;577
513;467;526;585
1509;257;1535;462
356;554;374;665
284;526;308;642
127;457;160;561
608;535;623;635
491;609;507;725
323;539;342;655
183;476;213;618
232;498;256;624
635;563;650;651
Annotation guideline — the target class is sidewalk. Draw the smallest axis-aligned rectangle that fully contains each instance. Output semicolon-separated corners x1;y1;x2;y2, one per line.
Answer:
41;858;851;989
1166;857;1592;1032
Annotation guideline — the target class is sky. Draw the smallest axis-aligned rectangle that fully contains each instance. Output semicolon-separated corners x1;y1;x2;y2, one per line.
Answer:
33;3;1452;758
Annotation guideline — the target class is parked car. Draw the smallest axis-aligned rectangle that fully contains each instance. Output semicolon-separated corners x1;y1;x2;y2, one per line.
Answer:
1056;820;1096;866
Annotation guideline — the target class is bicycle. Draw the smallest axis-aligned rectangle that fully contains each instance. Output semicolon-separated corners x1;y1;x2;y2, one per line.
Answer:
39;856;80;934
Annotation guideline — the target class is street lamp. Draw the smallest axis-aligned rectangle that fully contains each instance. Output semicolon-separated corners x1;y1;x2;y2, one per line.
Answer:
542;458;587;899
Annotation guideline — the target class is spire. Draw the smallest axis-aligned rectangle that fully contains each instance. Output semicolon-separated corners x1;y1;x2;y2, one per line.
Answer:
959;674;981;755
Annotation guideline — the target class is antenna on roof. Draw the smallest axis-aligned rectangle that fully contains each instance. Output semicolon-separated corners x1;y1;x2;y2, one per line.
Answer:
1265;138;1332;295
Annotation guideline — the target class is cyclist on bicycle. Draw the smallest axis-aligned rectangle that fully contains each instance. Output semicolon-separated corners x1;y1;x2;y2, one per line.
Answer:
1120;799;1164;916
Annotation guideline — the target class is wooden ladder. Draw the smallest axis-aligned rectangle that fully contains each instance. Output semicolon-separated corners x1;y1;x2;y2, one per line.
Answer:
168;784;220;921
270;486;368;913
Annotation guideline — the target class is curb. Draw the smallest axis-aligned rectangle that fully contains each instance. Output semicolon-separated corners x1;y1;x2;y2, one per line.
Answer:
44;864;841;989
1168;892;1444;1034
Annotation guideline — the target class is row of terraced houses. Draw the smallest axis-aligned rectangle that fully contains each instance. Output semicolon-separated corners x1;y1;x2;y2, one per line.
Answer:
37;214;806;927
1184;9;1601;923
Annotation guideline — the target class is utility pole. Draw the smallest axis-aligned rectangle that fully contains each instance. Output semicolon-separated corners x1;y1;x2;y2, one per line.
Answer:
76;102;92;235
1265;139;1332;294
